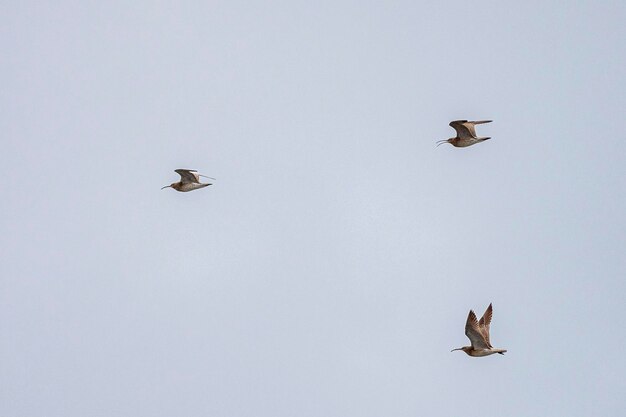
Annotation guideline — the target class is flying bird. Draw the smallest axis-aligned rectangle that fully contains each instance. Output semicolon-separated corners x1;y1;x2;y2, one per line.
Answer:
161;169;215;192
437;120;492;147
451;303;507;357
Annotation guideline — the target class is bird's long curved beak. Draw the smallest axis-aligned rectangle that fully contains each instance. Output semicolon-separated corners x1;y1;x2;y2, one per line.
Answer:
161;185;171;190
436;140;448;147
451;347;462;352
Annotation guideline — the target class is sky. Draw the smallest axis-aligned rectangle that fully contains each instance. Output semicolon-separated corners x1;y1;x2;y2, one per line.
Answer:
1;1;625;416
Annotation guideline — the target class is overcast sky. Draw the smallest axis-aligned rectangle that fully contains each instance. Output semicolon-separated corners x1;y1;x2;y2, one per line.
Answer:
2;1;625;416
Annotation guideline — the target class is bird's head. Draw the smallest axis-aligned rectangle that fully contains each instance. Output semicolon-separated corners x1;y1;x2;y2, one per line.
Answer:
451;346;472;355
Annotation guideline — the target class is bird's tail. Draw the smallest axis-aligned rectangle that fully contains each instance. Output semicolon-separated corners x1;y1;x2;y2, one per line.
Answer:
495;349;507;355
471;120;493;125
479;137;491;141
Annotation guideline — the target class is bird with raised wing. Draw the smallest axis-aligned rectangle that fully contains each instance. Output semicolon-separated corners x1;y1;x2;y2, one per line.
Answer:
161;169;215;192
437;120;492;148
451;303;507;357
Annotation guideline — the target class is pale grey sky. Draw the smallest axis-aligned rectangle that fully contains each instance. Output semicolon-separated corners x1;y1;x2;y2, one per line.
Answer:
2;1;625;416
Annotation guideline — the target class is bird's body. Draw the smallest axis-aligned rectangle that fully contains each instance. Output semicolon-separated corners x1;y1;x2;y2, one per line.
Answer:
437;120;492;148
171;182;211;192
452;303;507;357
162;169;214;192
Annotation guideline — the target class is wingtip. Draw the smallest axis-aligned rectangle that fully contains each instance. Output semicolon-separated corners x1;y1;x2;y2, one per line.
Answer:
467;309;478;322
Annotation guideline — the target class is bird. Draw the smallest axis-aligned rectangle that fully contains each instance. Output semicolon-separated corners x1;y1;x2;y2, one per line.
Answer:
437;120;492;147
161;169;215;192
451;303;507;357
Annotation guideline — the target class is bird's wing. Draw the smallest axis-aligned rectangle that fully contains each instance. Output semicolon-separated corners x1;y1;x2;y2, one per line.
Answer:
449;120;475;139
175;169;201;184
478;303;493;347
466;120;492;137
465;310;491;350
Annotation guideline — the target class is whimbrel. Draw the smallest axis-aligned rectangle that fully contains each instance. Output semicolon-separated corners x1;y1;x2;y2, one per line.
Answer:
451;303;507;357
437;120;492;147
161;169;215;192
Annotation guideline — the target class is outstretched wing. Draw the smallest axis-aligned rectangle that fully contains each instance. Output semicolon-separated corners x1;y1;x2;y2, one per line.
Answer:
450;120;492;139
465;310;491;350
467;120;492;137
175;169;201;184
478;303;493;347
449;120;475;139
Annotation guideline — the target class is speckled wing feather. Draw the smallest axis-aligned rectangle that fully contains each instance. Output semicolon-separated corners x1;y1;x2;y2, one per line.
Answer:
465;310;491;350
449;120;474;139
175;169;201;184
478;303;493;347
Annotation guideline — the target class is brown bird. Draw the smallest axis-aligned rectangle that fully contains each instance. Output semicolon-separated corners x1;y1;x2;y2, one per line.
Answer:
437;120;492;147
161;169;215;192
451;303;507;357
